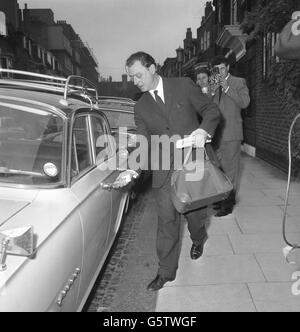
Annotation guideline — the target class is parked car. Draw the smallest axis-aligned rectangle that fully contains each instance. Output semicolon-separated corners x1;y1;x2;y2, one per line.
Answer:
0;70;133;311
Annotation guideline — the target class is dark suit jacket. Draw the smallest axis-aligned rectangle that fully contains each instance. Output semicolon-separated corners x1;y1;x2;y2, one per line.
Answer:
213;75;250;144
131;77;220;188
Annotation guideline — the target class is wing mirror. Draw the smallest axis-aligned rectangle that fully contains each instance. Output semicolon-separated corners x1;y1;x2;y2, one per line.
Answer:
0;226;34;271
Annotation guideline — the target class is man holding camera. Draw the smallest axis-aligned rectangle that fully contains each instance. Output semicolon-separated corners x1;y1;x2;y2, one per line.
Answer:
210;55;250;217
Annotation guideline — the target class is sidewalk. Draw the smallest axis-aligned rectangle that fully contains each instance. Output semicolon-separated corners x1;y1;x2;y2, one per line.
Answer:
156;153;300;312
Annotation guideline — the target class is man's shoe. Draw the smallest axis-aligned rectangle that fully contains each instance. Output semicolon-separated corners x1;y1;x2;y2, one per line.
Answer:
147;275;175;292
190;242;205;260
214;207;233;217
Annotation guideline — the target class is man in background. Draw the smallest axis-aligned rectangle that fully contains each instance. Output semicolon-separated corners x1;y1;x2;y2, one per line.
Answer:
196;67;212;97
211;55;250;217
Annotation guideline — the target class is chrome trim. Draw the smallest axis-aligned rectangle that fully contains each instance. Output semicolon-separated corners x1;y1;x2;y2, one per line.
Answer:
0;79;66;93
0;101;51;116
0;95;66;118
87;115;96;165
56;267;81;307
0;181;65;190
0;238;9;271
20;80;98;94
99;96;135;102
67;111;115;187
67;112;94;187
63;75;98;106
0;69;66;81
97;106;134;114
69;164;97;187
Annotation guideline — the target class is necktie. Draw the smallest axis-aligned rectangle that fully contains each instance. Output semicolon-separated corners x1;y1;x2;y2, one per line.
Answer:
154;90;165;111
218;85;223;104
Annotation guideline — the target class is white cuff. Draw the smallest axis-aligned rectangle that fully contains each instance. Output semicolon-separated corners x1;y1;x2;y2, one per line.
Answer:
128;170;139;177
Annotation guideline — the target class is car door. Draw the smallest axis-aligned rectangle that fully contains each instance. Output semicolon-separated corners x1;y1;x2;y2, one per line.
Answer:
95;113;130;248
69;112;112;309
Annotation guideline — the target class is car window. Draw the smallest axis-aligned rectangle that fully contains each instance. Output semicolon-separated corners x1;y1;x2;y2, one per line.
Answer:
0;104;64;185
91;115;113;164
71;115;92;178
102;110;137;152
104;110;135;130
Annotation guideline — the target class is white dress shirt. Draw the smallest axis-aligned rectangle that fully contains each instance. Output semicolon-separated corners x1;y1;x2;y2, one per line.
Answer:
224;73;230;93
149;75;165;103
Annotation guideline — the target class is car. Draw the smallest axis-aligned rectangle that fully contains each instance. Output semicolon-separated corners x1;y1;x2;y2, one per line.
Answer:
0;69;133;312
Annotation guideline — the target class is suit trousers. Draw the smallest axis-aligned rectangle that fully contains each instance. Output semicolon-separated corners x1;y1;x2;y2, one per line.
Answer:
153;172;208;279
217;140;241;205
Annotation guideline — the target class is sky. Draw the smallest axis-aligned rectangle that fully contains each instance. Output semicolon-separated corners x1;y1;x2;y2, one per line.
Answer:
18;0;206;81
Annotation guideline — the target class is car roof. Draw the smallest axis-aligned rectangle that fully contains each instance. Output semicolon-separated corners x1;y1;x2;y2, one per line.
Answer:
0;87;95;117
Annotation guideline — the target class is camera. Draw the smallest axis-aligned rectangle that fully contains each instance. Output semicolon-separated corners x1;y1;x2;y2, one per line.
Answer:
211;67;220;75
209;67;221;86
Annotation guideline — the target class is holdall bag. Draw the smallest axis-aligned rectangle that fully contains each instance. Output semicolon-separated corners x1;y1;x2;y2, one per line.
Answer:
170;145;233;214
275;11;300;60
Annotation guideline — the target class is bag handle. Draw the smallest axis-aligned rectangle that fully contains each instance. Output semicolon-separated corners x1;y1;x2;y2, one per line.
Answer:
183;146;194;166
182;144;220;168
204;143;221;168
183;146;206;168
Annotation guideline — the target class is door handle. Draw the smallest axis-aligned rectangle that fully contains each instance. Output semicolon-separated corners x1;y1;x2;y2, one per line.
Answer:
100;182;112;191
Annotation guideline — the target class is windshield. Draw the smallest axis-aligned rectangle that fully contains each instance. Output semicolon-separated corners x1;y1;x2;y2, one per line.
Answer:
0;104;64;186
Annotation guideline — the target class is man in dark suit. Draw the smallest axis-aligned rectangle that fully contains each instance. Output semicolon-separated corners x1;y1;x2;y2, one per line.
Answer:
116;52;220;291
211;55;250;217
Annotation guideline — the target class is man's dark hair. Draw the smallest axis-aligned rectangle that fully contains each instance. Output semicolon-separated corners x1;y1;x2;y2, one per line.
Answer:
211;55;229;67
126;51;156;68
195;67;211;77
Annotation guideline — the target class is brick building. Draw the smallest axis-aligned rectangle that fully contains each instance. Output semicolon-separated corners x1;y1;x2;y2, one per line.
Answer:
0;0;21;74
0;0;99;84
237;0;299;174
98;74;140;100
194;1;219;74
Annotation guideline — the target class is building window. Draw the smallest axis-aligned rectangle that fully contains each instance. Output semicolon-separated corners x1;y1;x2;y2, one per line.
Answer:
37;46;42;59
42;50;46;65
28;40;32;56
201;37;204;51
0;12;7;36
204;31;207;51
262;32;280;80
1;57;13;77
218;0;222;23
207;31;210;48
47;52;52;66
231;0;238;24
23;36;27;49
